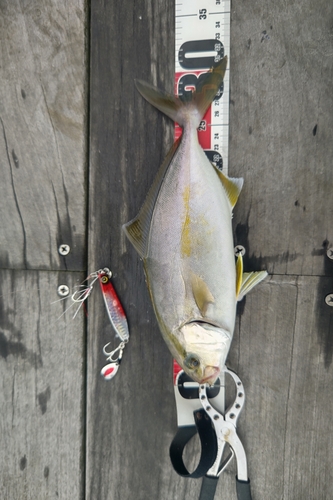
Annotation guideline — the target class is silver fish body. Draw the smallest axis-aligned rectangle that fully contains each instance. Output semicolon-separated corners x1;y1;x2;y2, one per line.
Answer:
145;129;236;383
123;58;267;384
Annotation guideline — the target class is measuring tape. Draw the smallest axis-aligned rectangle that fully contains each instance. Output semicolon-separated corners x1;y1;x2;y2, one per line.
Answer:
174;0;230;173
172;3;231;493
173;0;231;391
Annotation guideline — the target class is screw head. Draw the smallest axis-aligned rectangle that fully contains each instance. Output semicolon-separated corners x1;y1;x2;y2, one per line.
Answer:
326;248;333;260
234;245;246;257
58;244;70;256
57;285;70;297
325;294;333;307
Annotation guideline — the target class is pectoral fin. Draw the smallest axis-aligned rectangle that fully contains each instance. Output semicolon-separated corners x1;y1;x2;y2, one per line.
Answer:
191;273;215;316
236;253;268;301
122;138;181;258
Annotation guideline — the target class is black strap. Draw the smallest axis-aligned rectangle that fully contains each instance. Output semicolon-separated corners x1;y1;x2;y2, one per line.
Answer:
169;409;218;478
199;476;219;500
236;477;252;500
199;475;252;500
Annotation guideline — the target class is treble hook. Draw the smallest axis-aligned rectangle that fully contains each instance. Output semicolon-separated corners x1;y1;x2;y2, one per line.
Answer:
71;274;99;302
103;340;127;363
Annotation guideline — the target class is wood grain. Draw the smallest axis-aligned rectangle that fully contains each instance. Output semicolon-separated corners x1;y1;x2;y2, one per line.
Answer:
230;275;333;500
1;0;332;498
87;0;177;498
230;0;333;277
87;0;333;498
0;269;85;499
0;0;87;271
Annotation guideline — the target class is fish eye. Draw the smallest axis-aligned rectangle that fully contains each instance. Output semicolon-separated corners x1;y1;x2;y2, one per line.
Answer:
184;354;200;370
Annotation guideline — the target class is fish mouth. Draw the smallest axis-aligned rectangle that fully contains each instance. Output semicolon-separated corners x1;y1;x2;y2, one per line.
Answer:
186;318;222;329
200;366;220;385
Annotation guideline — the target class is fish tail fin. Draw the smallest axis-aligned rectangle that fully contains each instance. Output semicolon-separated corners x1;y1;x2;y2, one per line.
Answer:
135;56;228;128
190;56;228;124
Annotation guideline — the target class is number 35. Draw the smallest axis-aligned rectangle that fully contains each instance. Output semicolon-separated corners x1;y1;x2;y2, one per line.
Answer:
199;9;207;20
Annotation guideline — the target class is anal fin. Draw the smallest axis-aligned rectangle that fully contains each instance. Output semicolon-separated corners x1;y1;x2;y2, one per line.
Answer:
214;168;243;209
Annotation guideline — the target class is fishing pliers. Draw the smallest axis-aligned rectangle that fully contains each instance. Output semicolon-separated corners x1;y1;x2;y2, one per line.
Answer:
170;365;252;500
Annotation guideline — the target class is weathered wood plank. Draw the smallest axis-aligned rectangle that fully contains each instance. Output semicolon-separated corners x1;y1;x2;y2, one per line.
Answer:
283;275;333;500
230;0;333;276
0;269;85;499
88;0;333;499
0;1;87;271
87;0;177;498
229;275;333;500
86;270;333;499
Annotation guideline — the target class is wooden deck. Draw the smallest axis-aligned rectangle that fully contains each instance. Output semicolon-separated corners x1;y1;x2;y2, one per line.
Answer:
1;1;333;498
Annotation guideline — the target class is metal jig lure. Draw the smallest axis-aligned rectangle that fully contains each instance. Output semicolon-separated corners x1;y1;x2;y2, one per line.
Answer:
97;268;129;343
70;267;129;380
96;268;129;380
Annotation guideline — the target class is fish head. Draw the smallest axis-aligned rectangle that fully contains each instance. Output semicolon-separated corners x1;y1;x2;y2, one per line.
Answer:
176;320;232;385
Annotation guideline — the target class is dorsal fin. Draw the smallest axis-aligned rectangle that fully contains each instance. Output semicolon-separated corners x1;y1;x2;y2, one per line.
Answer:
122;138;181;258
214;168;243;208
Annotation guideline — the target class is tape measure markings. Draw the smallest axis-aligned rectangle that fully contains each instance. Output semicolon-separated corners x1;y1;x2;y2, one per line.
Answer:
174;0;231;173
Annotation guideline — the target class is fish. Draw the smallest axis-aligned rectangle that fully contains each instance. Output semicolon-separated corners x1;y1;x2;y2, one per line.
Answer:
123;57;267;385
